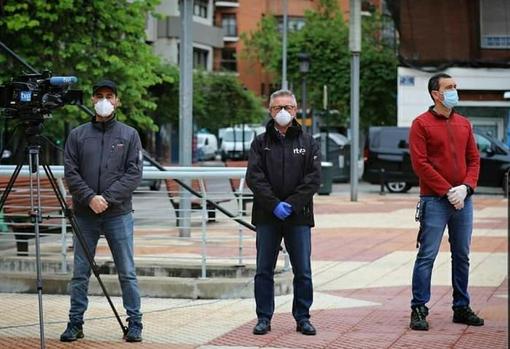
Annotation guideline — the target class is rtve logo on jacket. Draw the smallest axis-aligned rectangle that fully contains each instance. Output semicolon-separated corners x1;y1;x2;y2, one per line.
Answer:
293;148;306;155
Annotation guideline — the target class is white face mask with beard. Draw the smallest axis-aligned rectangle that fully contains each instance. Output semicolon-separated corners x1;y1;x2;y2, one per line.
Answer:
94;98;115;117
274;109;293;126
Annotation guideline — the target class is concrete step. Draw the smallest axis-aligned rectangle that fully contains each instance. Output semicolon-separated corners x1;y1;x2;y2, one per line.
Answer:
0;270;293;299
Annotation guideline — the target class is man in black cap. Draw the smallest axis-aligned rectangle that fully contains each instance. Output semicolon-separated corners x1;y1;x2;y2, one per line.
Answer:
60;79;144;342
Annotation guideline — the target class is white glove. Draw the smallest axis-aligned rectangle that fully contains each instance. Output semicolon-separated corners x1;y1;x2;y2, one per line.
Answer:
447;185;467;209
452;199;464;210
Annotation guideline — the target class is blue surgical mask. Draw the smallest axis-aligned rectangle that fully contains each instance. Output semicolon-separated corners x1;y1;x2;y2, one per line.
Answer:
441;89;459;109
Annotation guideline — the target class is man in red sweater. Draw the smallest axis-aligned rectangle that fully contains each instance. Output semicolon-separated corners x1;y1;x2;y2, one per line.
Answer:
408;73;484;331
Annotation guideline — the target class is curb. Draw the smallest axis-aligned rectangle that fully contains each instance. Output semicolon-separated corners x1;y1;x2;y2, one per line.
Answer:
0;271;293;299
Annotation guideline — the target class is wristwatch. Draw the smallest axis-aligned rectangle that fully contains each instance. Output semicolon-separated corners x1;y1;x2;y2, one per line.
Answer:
463;184;474;196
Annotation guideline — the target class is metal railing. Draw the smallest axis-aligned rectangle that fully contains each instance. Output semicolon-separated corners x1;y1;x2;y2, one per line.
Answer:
0;165;289;279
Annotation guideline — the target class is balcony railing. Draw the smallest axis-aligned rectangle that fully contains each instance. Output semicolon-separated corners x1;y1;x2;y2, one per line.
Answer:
215;0;239;8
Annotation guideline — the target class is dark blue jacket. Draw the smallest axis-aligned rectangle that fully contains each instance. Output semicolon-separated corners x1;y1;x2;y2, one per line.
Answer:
246;119;321;226
64;117;143;217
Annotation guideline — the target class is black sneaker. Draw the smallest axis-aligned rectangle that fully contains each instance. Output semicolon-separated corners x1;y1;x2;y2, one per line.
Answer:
125;321;143;342
60;322;84;342
252;319;271;335
453;306;484;326
296;319;317;335
410;305;429;331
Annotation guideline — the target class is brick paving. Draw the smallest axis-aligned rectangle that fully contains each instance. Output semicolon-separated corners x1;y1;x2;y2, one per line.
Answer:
0;192;507;348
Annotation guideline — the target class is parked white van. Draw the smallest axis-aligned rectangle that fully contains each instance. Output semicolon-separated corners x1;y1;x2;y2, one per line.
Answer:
219;127;256;161
197;133;218;161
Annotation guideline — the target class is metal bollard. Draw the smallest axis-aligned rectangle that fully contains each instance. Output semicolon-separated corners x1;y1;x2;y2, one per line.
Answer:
505;169;510;199
282;248;291;272
379;168;386;195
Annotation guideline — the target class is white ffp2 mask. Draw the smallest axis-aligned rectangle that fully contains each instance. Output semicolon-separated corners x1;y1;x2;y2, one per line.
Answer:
94;98;114;117
274;109;293;126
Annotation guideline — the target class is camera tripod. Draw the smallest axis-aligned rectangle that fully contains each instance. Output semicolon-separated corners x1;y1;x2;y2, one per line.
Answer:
0;133;128;349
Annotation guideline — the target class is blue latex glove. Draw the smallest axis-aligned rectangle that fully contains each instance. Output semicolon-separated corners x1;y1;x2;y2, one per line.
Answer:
273;202;293;220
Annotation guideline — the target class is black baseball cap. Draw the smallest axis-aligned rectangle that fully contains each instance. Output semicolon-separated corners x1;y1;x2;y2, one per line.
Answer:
92;79;117;95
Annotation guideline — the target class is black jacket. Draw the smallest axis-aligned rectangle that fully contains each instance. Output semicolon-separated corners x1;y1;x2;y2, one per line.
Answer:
64;117;143;217
246;119;321;226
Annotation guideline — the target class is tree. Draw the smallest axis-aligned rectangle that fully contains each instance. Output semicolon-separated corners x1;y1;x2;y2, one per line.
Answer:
151;66;266;134
197;72;266;132
0;0;162;135
242;0;397;129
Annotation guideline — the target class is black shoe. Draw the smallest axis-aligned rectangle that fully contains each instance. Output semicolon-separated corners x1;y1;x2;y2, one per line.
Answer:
60;322;84;342
253;319;271;335
453;306;484;326
125;321;143;342
410;305;429;331
296;320;316;335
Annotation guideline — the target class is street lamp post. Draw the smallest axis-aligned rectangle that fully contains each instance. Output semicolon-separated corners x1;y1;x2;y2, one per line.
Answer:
349;0;361;202
298;53;310;133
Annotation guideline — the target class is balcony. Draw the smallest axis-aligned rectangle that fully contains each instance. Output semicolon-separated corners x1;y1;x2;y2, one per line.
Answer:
215;0;239;8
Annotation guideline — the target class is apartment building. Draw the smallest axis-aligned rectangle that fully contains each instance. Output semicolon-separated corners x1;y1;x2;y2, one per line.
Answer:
146;0;224;71
213;0;362;100
147;0;383;101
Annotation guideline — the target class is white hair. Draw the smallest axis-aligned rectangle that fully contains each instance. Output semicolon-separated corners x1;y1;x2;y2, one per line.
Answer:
269;89;297;107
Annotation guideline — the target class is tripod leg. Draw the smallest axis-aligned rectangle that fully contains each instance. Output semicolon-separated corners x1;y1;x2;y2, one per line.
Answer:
27;146;45;349
0;163;28;255
42;164;128;336
0;163;23;210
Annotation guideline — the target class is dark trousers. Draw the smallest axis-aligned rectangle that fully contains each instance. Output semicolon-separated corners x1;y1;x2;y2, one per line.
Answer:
254;224;313;322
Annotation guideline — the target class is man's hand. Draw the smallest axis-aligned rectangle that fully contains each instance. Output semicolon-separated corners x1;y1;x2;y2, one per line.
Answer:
452;200;465;210
447;185;467;210
89;195;109;214
273;202;293;220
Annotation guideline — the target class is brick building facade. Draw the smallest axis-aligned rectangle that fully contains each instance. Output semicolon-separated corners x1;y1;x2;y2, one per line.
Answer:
213;0;355;102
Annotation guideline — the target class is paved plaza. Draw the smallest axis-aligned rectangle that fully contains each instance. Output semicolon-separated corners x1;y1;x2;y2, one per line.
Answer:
0;189;507;348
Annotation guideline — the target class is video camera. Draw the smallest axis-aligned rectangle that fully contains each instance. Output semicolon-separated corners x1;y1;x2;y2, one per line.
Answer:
0;70;83;120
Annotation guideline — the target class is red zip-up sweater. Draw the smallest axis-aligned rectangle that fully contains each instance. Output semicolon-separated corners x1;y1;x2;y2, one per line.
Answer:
409;107;480;196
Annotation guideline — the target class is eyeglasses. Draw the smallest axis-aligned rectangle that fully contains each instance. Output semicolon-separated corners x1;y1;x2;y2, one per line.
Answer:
270;105;296;112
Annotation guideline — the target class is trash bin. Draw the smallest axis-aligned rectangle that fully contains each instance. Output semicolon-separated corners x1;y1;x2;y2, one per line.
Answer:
318;161;333;195
313;132;350;182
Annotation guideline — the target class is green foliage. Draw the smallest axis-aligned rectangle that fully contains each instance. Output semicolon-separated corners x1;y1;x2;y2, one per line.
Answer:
0;0;162;134
151;65;266;134
239;15;281;70
196;72;266;132
242;0;398;129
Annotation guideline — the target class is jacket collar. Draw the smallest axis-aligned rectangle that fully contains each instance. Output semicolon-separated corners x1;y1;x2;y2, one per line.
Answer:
92;114;117;130
428;105;455;119
265;118;302;140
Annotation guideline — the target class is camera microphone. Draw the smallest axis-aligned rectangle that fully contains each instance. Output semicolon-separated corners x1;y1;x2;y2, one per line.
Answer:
49;76;78;86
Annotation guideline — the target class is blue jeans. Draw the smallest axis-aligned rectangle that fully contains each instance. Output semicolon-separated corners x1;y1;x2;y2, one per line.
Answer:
69;212;142;324
254;224;313;322
411;196;473;309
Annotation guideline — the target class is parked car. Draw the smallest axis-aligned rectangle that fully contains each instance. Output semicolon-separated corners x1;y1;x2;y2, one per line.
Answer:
196;133;218;161
220;127;256;161
363;126;510;193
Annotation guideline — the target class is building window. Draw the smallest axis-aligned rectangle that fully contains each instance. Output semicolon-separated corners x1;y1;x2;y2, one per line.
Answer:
277;16;305;33
222;14;237;37
194;0;208;19
480;0;510;48
221;47;237;71
193;47;209;69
